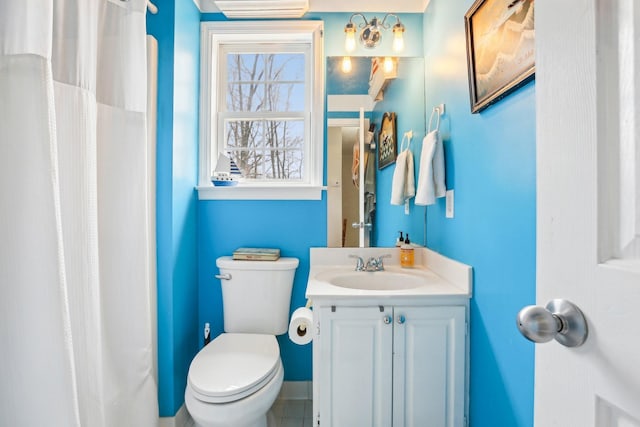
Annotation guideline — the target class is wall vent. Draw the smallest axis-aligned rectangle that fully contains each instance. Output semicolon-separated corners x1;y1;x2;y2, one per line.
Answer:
213;0;309;18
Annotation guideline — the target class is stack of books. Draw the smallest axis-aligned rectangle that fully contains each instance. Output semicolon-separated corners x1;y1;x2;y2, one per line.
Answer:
232;247;281;261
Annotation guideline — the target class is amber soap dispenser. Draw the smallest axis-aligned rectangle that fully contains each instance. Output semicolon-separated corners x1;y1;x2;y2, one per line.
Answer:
400;233;415;268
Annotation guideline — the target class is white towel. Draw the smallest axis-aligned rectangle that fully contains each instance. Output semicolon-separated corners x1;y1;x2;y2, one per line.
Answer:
390;149;415;205
415;130;446;205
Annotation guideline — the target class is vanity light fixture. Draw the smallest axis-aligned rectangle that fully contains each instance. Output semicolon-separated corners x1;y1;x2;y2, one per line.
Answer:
392;22;405;52
344;22;357;53
343;13;406;52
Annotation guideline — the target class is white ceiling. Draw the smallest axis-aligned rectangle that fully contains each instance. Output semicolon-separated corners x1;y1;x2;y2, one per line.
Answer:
193;0;430;14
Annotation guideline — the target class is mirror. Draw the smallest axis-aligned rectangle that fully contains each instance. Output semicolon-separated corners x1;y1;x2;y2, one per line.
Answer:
326;56;425;248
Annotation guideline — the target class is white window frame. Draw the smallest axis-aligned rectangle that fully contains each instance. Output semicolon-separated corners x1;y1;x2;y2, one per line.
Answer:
197;21;325;200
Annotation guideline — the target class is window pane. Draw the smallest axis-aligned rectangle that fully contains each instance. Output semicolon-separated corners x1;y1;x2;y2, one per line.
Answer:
226;83;265;112
228;149;263;179
225;120;262;149
226;53;305;113
281;120;304;149
224;119;304;181
263;150;304;180
263;119;304;150
227;54;265;82
265;82;305;112
270;54;305;81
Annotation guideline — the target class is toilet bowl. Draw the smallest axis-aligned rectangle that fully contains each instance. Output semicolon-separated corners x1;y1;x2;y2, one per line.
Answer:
185;333;283;427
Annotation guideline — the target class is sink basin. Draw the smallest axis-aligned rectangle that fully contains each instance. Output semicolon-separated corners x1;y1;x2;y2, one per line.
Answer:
315;270;426;291
306;248;472;299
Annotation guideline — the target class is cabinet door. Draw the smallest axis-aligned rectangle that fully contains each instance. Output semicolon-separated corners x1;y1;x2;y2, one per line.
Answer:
393;306;466;427
318;306;393;427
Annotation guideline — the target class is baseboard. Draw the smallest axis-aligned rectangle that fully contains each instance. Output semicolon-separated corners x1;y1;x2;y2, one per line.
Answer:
159;404;194;427
277;381;312;400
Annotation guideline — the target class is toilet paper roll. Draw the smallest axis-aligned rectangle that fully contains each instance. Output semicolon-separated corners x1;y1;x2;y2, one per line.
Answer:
288;307;313;345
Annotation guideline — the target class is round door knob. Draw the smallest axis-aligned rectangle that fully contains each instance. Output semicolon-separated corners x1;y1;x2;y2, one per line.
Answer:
516;299;588;347
516;306;559;343
396;315;406;324
383;315;392;324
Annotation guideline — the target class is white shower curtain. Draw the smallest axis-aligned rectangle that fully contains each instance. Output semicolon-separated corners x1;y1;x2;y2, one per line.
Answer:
0;1;158;426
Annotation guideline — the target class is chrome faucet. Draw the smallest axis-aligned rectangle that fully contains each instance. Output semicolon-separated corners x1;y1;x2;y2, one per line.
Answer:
348;254;365;271
365;254;392;272
349;254;391;272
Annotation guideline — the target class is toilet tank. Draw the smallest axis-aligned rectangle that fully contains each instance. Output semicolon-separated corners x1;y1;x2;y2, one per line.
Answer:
216;256;299;335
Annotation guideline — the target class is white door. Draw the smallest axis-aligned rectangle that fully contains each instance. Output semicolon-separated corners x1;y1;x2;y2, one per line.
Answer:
318;306;393;427
535;0;640;425
392;306;466;427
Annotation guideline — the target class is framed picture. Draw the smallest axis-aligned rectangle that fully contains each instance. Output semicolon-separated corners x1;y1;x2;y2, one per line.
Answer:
464;0;535;113
378;112;397;169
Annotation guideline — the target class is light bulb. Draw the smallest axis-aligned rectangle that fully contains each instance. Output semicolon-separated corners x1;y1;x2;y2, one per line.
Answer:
392;24;405;52
344;24;356;53
342;56;352;73
383;57;394;73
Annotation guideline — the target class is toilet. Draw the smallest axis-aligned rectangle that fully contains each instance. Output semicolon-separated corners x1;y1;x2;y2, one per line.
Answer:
185;256;299;427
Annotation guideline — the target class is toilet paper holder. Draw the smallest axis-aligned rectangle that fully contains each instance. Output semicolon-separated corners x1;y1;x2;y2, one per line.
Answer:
288;305;314;345
298;299;313;333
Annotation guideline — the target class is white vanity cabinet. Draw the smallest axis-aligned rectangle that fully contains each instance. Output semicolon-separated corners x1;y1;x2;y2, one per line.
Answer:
306;247;472;427
314;304;467;427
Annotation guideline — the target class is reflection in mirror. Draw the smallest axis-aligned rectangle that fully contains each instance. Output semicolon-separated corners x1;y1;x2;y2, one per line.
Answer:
327;117;375;248
360;121;376;247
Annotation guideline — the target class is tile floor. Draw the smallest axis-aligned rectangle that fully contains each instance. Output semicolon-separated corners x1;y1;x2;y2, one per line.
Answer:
183;398;313;427
269;399;313;427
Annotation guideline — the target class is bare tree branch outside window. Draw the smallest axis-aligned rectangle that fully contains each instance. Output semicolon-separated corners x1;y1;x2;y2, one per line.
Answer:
224;52;305;181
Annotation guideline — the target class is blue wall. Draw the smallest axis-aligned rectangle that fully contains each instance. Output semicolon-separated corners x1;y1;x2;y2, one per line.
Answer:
147;0;201;417
422;1;536;426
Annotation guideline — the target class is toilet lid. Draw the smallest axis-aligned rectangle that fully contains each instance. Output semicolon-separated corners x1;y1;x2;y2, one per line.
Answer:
188;333;280;403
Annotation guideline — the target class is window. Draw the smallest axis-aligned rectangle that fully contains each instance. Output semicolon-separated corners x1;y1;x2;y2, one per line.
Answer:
198;21;324;200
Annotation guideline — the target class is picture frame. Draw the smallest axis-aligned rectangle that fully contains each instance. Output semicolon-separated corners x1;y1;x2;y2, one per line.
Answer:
464;0;535;113
378;112;397;169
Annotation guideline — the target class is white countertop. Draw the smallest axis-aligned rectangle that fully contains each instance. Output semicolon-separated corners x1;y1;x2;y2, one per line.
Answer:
306;247;472;306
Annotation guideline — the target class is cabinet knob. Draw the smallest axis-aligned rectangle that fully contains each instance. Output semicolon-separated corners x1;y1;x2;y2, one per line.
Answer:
396;315;406;324
383;315;392;324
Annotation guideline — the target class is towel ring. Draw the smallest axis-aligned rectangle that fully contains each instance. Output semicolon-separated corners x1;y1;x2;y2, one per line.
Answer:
428;107;441;133
428;104;445;133
400;130;413;152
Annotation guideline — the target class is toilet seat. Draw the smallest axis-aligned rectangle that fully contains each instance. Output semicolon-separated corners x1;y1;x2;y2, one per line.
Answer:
187;333;280;404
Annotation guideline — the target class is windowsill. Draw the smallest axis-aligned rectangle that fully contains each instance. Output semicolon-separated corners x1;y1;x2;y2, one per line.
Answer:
197;184;326;200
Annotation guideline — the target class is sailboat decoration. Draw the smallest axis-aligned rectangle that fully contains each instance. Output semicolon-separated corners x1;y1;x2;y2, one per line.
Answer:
211;152;243;186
